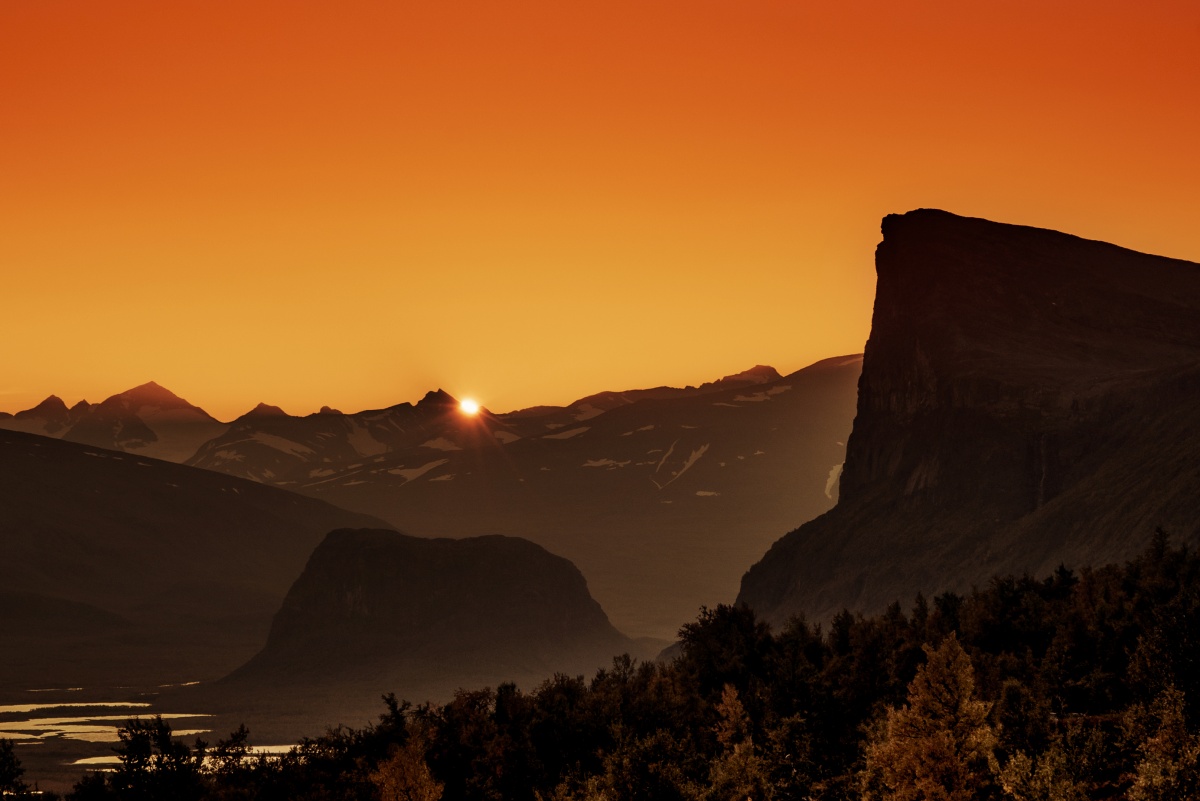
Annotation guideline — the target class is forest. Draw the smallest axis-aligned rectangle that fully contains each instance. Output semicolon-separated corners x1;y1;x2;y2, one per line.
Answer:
4;531;1198;801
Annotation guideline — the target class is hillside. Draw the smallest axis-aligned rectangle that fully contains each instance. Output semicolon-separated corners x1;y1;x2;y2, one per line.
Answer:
0;429;387;689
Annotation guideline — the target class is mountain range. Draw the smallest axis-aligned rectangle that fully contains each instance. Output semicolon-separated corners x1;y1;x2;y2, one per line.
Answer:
2;358;862;639
0;381;226;462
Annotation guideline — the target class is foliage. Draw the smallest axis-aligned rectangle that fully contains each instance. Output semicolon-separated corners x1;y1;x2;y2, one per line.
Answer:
862;635;998;801
1127;688;1200;801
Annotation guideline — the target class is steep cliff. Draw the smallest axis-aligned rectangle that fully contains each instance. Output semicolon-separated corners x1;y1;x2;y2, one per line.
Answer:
738;209;1200;626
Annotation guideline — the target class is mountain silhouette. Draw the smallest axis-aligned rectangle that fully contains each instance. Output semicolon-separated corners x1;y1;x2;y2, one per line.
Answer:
738;209;1200;626
0;381;229;462
207;528;639;734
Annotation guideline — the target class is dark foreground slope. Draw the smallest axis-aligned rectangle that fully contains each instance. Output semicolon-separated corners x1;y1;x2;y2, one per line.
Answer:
0;429;387;688
739;209;1200;626
209;529;640;734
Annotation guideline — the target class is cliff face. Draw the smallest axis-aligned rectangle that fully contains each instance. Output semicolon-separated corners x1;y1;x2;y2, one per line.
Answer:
222;529;636;712
738;209;1200;626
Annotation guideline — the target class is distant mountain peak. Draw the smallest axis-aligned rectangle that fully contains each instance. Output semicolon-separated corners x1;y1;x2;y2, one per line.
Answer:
718;365;781;384
241;403;289;420
28;395;68;413
318;405;343;415
118;381;190;406
11;395;74;425
693;365;783;394
417;389;458;410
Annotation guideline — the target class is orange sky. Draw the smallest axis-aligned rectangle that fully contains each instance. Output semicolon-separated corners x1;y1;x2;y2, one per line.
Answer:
2;1;1198;421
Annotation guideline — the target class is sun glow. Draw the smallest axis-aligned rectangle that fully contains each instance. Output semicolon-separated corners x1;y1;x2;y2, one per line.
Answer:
460;398;480;415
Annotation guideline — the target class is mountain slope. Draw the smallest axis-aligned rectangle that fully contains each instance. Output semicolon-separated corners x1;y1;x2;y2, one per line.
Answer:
738;209;1200;626
0;429;388;688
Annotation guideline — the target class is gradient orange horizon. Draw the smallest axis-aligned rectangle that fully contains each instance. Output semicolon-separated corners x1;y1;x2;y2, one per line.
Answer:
3;1;1198;421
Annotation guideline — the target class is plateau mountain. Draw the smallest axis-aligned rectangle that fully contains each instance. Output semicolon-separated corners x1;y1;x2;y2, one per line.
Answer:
738;209;1200;626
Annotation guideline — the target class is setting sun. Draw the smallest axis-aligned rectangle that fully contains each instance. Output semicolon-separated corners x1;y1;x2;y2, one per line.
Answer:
460;398;480;415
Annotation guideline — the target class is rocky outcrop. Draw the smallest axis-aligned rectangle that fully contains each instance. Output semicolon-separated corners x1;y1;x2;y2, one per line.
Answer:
222;529;636;710
738;209;1200;626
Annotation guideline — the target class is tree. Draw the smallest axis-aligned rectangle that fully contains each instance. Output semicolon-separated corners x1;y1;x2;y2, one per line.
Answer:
997;743;1085;801
863;634;999;801
1128;688;1200;801
108;716;204;801
0;738;28;795
371;727;444;801
704;685;772;801
565;726;702;801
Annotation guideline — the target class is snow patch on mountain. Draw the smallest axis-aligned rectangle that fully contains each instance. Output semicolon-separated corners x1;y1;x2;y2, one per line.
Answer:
346;422;388;457
825;463;843;500
653;444;710;489
654;441;677;473
387;459;450;483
